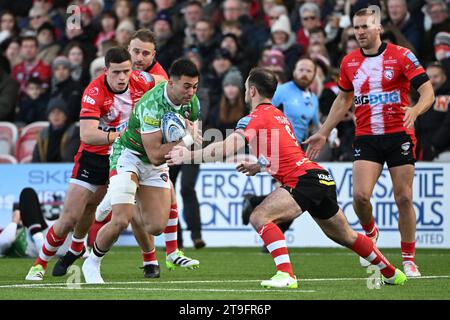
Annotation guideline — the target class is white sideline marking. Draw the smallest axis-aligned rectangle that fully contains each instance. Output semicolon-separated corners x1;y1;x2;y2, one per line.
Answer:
1;275;449;289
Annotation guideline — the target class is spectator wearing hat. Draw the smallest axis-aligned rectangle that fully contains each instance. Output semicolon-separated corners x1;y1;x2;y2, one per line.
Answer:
36;22;60;65
423;0;450;62
16;77;48;125
268;14;303;80
32;96;80;163
203;48;237;110
434;31;450;75
115;19;135;47
259;47;286;83
50;56;83;122
416;62;450;161
205;68;246;138
154;10;183;71
12;35;52;100
89;56;105;81
155;0;183;34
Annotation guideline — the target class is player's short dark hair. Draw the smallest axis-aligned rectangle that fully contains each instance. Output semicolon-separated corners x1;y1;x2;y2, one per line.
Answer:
105;47;131;68
131;29;156;45
247;67;278;99
169;58;200;79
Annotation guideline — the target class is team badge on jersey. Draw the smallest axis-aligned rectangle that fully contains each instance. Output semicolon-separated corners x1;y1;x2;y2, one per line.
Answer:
89;87;99;96
384;69;394;81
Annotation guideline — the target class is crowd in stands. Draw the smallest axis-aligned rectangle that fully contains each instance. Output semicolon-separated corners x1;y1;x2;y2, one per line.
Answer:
0;0;449;164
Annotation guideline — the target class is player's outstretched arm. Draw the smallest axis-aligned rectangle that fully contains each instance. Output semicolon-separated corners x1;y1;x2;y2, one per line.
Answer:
304;90;353;159
402;81;435;129
80;119;120;146
166;131;246;165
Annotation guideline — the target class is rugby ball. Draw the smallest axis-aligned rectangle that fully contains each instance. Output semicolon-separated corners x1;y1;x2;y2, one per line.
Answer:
161;112;187;143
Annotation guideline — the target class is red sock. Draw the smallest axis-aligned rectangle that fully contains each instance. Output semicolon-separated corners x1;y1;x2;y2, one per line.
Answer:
361;216;378;239
164;203;179;255
34;225;67;269
142;249;158;266
69;235;85;255
352;233;396;278
257;223;294;278
401;241;415;263
87;212;112;247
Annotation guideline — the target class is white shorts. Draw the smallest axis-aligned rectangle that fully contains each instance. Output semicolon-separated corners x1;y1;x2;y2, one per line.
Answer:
115;148;171;189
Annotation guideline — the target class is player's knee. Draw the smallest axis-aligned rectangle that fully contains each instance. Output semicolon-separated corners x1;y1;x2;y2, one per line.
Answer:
353;192;371;207
249;208;267;230
395;193;413;209
109;172;137;205
112;216;131;232
145;224;164;236
57;215;78;234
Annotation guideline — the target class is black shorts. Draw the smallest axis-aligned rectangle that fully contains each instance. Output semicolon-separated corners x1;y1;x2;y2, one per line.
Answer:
71;150;109;186
282;169;339;220
353;132;416;168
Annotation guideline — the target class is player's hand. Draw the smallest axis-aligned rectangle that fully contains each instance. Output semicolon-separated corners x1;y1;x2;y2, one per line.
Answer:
12;209;21;225
165;145;191;166
303;132;327;160
236;162;261;176
194;129;203;146
185;119;195;136
402;106;419;129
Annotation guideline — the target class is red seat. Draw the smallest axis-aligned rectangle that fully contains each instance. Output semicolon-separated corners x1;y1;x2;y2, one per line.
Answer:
0;154;18;164
0;122;18;155
15;121;49;162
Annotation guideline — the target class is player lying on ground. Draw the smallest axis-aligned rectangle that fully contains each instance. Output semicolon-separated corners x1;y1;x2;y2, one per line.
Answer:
166;67;407;288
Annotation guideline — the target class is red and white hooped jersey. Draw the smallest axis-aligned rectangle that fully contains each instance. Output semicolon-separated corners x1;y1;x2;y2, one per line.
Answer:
338;42;426;136
79;70;155;155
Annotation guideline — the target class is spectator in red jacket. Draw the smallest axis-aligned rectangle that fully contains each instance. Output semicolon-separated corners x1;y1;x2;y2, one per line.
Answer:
12;35;51;101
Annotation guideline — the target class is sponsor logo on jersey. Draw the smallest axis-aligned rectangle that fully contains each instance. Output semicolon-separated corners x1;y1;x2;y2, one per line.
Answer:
354;90;401;106
82;95;96;105
144;115;160;126
406;52;420;68
317;173;333;181
274;115;290;125
354;148;361;157
139;71;153;83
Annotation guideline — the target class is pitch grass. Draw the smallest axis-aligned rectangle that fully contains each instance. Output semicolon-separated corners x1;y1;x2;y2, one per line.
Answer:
0;247;449;300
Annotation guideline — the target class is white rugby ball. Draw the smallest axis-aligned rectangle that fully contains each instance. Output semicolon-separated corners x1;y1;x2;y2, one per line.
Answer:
161;112;187;143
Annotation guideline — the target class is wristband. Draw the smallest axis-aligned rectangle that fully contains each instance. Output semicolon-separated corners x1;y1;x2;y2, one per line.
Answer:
182;134;194;147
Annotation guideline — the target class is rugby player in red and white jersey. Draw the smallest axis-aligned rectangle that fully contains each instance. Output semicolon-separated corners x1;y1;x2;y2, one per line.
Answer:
90;30;198;279
166;67;407;288
25;47;156;281
305;6;435;277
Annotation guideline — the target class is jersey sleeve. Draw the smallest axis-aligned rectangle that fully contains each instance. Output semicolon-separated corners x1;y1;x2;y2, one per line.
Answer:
337;57;354;92
401;49;426;81
235;114;260;142
79;84;104;120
